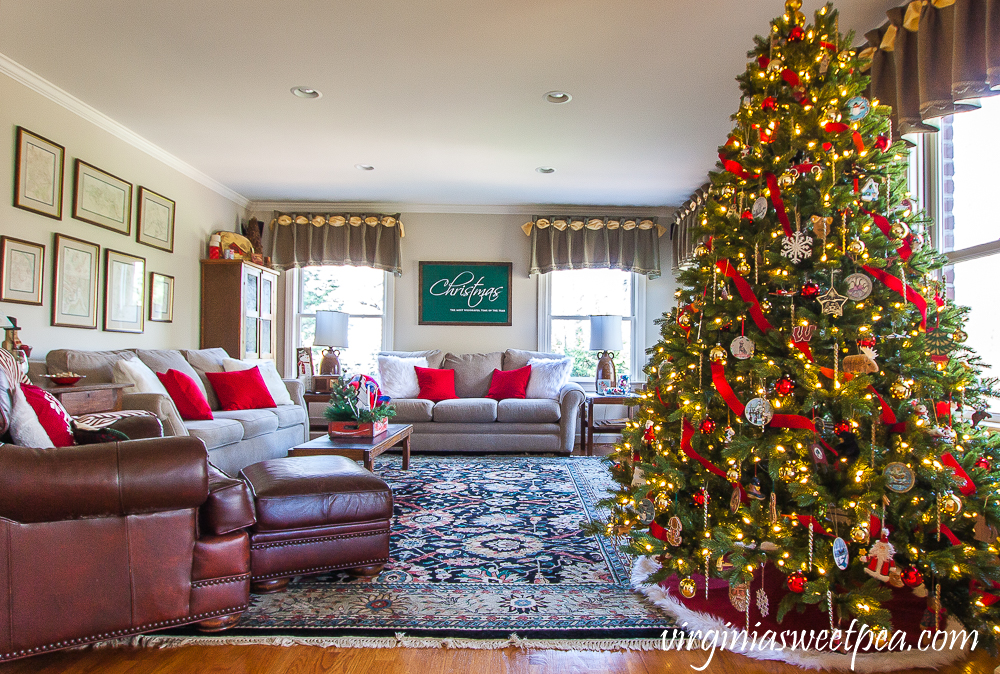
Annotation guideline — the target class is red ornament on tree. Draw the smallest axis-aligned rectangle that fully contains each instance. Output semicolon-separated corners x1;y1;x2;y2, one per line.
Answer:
700;418;717;434
775;376;795;396
975;457;992;471
901;566;924;588
643;420;656;444
762;96;777;112
742;210;753;220
857;336;877;349
693;489;710;506
787;571;807;593
758;55;770;70
875;135;889;151
788;25;805;42
833;421;852;436
800;281;820;298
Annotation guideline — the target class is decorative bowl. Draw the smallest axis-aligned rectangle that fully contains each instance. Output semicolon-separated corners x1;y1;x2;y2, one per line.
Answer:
43;373;85;386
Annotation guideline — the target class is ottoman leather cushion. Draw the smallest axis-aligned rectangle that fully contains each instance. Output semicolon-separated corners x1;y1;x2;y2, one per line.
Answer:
241;456;393;531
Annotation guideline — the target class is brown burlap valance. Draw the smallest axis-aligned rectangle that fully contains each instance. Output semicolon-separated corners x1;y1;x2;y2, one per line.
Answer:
263;212;403;275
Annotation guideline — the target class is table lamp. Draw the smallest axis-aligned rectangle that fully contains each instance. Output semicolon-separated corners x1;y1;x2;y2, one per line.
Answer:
589;314;622;392
314;310;349;376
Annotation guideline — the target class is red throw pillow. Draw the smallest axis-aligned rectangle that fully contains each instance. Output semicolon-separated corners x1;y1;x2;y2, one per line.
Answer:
414;366;457;402
21;383;75;447
205;367;276;411
487;365;531;400
156;369;214;420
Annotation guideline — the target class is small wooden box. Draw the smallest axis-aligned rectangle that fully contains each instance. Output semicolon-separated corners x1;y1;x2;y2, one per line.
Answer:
311;375;339;394
327;418;389;438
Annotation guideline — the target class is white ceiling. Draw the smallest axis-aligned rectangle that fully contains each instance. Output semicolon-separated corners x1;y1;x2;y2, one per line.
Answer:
0;1;895;208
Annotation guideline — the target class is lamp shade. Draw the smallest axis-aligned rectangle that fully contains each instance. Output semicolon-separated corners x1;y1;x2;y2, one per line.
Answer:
589;315;623;351
314;310;349;348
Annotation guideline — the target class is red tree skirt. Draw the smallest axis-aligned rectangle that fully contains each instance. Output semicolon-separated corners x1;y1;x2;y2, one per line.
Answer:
631;557;970;672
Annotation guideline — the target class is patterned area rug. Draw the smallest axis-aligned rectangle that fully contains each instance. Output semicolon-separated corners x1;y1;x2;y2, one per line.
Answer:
173;455;674;641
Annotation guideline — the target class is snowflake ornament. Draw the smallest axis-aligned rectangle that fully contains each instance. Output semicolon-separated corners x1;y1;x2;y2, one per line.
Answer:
780;231;813;264
756;587;770;616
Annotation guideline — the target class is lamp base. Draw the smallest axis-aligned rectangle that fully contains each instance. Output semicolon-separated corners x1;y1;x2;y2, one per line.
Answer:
595;351;617;394
319;348;341;376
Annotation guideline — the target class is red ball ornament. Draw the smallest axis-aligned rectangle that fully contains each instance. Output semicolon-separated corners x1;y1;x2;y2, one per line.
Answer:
693;489;710;506
901;566;924;589
788;26;805;42
875;135;889;151
762;96;777;112
800;281;820;298
775;376;795;396
758;55;770;70
857;337;877;349
833;421;852;436
975;457;992;471
742;209;753;220
700;418;717;434
787;571;807;593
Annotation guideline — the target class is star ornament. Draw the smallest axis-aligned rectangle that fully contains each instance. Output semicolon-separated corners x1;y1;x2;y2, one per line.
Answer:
818;287;848;317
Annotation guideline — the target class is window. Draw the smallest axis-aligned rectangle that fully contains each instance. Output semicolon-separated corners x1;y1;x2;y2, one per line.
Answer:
539;268;645;381
294;265;392;377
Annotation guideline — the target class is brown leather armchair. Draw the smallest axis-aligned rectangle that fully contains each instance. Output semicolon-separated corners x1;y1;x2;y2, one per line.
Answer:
0;435;257;662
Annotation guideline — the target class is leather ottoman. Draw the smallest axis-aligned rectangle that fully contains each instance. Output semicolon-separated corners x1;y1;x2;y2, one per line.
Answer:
240;455;393;594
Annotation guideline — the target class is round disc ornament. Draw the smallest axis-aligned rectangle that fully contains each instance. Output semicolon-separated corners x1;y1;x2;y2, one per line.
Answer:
637;498;655;525
844;273;873;301
846;96;872;121
752;196;768;220
731;336;755;360
679;577;697;598
884;462;915;493
833;537;850;570
744;397;774;427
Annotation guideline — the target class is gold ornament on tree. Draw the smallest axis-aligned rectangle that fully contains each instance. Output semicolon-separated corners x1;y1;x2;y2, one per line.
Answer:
890;381;911;399
709;344;728;362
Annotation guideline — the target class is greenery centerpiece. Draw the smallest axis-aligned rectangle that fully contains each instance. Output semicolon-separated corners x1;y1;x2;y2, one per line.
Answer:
324;373;396;437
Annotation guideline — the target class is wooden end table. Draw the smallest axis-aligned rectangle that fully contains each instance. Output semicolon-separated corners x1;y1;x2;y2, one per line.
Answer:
39;382;133;416
581;393;640;456
288;423;412;472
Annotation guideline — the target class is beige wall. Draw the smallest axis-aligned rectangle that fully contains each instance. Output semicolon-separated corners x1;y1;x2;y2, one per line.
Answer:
0;73;245;357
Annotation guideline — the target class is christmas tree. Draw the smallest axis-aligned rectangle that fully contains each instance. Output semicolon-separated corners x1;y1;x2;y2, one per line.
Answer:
600;0;1000;650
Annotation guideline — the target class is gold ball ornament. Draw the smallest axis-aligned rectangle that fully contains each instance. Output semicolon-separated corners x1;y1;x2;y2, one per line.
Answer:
709;344;728;362
679;577;698;598
821;105;842;125
778;464;797;481
847;239;867;256
890;221;910;240
678;312;693;327
727;468;741;482
721;185;736;199
736;259;752;276
953;329;968;343
942;493;963;515
695;244;709;257
654;493;671;510
850;524;869;543
890;381;911;400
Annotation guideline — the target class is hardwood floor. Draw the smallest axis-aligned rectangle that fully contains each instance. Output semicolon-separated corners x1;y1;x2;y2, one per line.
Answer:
0;644;998;674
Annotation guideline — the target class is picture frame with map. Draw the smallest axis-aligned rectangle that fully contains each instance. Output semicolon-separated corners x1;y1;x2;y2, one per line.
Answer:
13;127;64;220
52;234;99;329
0;236;44;306
72;159;132;234
149;272;173;323
136;186;175;253
104;249;145;333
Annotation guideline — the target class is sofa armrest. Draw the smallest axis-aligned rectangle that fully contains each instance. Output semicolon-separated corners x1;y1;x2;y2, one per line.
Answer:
283;378;305;407
201;463;256;535
123;392;189;437
557;383;586;454
0;437;208;523
106;414;164;440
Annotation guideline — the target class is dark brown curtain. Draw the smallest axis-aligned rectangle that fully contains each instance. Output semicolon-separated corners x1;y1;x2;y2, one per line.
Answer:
864;0;1000;138
263;212;403;275
526;216;663;279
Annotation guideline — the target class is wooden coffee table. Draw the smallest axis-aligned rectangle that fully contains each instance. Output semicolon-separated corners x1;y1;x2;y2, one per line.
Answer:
288;423;412;472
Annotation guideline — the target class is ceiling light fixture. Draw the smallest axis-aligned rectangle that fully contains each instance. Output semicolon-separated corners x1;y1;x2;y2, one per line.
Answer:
291;86;322;99
355;164;375;171
544;91;572;104
536;166;556;174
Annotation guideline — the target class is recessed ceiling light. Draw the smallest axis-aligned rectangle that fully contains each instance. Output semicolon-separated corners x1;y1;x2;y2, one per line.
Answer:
291;86;322;99
355;164;375;171
536;166;556;174
544;91;572;104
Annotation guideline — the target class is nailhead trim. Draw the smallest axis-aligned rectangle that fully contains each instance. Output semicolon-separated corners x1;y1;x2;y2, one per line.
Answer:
192;573;250;588
251;528;388;551
251;556;389;582
0;604;249;661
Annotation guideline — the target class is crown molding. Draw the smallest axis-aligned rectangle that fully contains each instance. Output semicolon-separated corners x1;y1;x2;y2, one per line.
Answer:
249;200;677;217
0;52;250;209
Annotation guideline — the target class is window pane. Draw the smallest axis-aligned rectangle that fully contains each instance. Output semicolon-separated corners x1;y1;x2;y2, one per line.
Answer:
550;269;631;316
951;257;1000;409
551;318;630;378
948;97;1000;251
301;315;382;379
301;265;384;314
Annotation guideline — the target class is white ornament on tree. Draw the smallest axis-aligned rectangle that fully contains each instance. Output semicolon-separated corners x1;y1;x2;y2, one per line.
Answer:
780;231;814;264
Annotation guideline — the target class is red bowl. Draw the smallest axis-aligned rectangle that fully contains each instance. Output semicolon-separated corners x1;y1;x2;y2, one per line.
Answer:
49;375;82;386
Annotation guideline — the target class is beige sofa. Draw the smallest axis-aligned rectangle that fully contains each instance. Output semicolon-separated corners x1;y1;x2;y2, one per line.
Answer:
383;349;585;455
31;348;307;476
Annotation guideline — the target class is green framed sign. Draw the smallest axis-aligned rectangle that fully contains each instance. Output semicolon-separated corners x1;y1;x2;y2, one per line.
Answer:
418;261;512;326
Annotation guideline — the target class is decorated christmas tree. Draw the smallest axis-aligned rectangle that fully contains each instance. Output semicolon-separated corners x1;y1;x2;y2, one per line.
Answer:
600;0;1000;652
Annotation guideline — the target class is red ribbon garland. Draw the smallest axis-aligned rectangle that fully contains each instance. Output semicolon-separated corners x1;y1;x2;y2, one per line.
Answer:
781;68;800;87
862;209;913;261
716;260;774;334
764;172;794;236
792;341;814;361
649;521;668;541
719;153;754;179
680;417;729;479
711;360;745;417
862;265;929;330
941;452;976;496
851;131;865;154
789;515;834;536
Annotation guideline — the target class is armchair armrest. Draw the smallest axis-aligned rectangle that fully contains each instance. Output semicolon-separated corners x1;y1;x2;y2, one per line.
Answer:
201;462;256;535
123;392;188;437
282;378;305;408
0;437;208;523
557;383;586;454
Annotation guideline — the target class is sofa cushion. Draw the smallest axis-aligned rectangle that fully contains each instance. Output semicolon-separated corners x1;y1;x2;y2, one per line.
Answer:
526;357;573;400
415;366;457;402
391;399;434;423
206;368;276;411
112;357;170;395
270;404;306;429
433;398;497;423
156;369;213;420
185;418;244;450
502;349;566;371
214;409;280;440
223;358;294;406
181;348;229;410
136;349;211;400
379;349;445;369
377;355;427;398
46;349;135;384
487;366;531;400
497;398;562;423
443;352;503;398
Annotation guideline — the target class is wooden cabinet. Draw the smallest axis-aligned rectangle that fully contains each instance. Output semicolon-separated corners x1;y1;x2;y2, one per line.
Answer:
200;260;279;361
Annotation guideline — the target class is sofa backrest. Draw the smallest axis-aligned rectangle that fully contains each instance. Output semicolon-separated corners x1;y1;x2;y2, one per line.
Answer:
135;349;214;408
379;349;445;369
442;351;503;398
502;349;566;371
181;348;230;410
45;349;136;383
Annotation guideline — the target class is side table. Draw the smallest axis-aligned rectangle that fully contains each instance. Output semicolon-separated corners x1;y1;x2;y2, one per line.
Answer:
581;393;640;456
303;392;332;434
40;382;133;416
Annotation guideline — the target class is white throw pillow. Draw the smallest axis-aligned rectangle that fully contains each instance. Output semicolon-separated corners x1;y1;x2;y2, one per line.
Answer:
222;358;294;406
526;357;572;400
377;355;428;399
113;356;170;396
9;385;54;448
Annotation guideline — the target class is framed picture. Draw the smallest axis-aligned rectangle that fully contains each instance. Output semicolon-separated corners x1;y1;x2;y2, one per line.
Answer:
149;272;174;322
136;187;175;252
0;236;45;305
72;159;132;234
52;234;99;329
418;261;512;326
104;249;145;333
13;127;65;220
